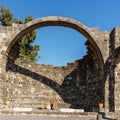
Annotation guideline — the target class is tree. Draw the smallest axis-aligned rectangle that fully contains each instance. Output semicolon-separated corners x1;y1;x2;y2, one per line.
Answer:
19;16;40;61
0;6;13;26
0;6;40;61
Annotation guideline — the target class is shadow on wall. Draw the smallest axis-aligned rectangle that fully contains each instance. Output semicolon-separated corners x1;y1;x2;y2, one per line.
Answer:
6;58;84;108
102;28;120;112
5;40;103;111
6;54;103;112
103;46;120;112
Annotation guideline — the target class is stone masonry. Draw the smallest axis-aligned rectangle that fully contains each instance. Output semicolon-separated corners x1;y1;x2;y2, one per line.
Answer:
0;16;120;117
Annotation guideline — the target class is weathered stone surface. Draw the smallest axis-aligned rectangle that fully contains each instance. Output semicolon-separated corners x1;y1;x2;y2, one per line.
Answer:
0;16;120;117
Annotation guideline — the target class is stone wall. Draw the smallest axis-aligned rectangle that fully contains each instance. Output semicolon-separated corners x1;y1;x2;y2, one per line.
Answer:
2;39;103;111
0;16;120;116
102;28;120;112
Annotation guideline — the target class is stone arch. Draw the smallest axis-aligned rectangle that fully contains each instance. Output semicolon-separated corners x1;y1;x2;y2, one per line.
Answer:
6;16;103;63
2;16;105;110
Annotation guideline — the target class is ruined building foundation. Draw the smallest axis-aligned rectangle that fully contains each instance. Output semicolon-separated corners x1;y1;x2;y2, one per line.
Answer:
0;16;120;117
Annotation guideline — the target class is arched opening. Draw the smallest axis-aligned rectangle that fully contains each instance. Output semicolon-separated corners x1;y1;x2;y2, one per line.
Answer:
4;16;104;111
6;16;103;62
35;26;87;66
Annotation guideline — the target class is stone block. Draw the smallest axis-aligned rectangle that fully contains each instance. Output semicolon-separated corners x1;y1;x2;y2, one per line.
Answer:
13;108;32;112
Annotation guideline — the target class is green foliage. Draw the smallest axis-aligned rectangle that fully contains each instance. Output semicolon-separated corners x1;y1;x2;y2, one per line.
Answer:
0;6;40;61
19;16;40;61
0;6;13;26
13;18;23;24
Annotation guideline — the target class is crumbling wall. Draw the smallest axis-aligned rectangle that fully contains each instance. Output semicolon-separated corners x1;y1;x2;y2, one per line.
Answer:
3;42;102;111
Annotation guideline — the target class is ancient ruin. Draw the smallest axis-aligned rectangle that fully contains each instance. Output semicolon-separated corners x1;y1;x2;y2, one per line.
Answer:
0;16;120;117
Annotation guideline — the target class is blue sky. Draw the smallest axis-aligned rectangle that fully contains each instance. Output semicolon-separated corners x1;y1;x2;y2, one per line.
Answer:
1;0;120;66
